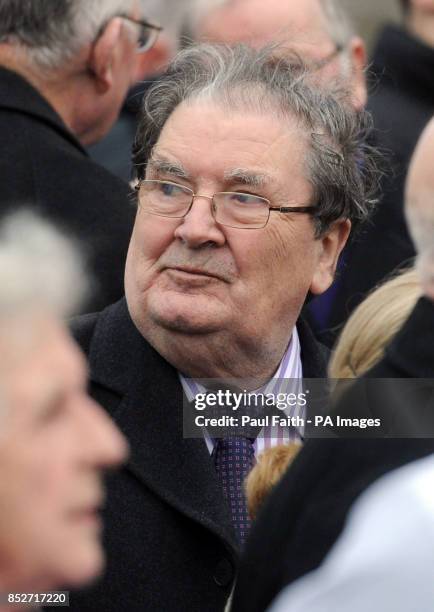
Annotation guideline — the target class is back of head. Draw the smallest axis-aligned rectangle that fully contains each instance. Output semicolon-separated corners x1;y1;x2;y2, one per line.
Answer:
329;268;421;378
245;443;302;519
0;0;136;69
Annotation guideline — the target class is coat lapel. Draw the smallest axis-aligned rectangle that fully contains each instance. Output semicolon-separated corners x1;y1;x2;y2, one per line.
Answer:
88;300;238;552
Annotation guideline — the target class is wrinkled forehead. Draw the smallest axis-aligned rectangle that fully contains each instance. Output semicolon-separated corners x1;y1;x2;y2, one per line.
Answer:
198;0;333;50
149;98;310;185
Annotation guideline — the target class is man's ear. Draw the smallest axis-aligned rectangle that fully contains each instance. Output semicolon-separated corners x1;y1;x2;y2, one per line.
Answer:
88;17;123;94
347;36;367;111
310;219;351;295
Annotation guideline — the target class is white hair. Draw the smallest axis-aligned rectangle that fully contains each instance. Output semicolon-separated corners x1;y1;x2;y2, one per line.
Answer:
0;211;88;318
0;0;136;69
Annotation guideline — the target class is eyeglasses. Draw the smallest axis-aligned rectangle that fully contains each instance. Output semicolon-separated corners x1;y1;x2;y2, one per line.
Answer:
119;15;162;53
135;180;316;230
308;43;344;72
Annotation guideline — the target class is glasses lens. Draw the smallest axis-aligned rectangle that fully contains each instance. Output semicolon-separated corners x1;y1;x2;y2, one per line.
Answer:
138;180;192;217
137;26;157;52
214;192;270;229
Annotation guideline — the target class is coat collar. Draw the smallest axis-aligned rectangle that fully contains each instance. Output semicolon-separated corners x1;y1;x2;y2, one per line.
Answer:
87;300;327;552
0;66;87;154
88;299;239;554
297;316;329;378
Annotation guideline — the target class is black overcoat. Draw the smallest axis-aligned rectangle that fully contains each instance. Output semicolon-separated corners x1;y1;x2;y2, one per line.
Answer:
0;67;135;312
231;297;434;612
66;298;328;612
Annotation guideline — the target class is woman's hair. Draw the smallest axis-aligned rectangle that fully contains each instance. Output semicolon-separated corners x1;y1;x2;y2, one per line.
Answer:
329;267;421;379
245;443;302;519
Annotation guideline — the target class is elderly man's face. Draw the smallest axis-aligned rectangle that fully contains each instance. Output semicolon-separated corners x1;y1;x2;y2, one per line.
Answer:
125;101;347;355
196;0;367;110
0;316;127;589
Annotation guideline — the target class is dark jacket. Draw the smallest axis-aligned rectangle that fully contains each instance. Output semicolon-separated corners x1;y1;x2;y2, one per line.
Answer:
231;297;434;612
66;298;328;612
329;26;434;330
0;66;135;313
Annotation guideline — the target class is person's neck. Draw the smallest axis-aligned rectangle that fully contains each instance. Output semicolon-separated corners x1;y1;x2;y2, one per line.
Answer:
144;326;294;389
0;46;91;144
407;9;434;48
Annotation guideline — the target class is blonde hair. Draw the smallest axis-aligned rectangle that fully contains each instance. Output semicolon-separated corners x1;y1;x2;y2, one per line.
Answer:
329;268;421;379
245;443;302;519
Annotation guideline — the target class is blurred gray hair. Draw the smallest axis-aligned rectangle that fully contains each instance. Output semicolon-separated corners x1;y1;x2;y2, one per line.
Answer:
0;211;88;318
133;43;380;236
320;0;355;47
0;0;136;69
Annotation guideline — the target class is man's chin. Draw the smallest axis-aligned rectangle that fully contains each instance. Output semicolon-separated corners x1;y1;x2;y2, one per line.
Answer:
151;312;221;335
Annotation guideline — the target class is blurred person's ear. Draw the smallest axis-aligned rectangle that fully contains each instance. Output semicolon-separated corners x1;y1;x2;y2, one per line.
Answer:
133;34;174;82
310;219;351;295
88;18;125;93
347;36;367;111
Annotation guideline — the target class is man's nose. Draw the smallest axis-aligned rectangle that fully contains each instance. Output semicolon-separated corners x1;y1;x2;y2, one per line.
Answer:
174;195;226;248
81;398;129;468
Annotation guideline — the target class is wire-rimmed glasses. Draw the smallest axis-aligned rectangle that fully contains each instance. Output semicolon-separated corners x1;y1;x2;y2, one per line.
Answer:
135;179;316;230
119;15;162;53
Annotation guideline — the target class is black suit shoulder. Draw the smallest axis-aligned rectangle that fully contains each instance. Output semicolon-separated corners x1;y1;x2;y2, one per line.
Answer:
0;67;135;313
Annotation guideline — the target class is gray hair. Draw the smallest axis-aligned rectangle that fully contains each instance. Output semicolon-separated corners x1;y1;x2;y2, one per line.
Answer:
320;0;355;47
0;0;136;69
0;211;88;318
133;43;380;236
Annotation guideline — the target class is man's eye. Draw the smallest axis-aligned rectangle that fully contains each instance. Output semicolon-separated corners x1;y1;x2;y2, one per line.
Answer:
160;182;182;197
228;193;264;206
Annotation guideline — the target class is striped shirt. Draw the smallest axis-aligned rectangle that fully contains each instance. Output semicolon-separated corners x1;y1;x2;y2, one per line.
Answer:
179;326;304;457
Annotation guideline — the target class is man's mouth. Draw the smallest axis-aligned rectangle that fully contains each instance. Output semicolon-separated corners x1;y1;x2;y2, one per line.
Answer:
165;266;225;282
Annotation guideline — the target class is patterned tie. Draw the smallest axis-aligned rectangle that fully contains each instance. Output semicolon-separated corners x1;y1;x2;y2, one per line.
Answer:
213;436;256;546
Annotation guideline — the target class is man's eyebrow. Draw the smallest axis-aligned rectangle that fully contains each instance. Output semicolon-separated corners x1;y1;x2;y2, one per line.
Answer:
224;168;271;188
148;157;190;179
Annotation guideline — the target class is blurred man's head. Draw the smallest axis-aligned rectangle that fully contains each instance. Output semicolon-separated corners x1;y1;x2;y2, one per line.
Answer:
0;0;162;144
405;117;434;300
193;0;367;110
0;213;128;593
133;0;194;81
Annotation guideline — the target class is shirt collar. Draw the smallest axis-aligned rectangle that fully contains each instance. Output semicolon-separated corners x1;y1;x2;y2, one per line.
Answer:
179;326;302;401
